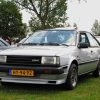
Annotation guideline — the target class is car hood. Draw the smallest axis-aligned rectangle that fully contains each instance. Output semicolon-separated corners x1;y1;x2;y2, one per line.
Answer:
0;46;76;56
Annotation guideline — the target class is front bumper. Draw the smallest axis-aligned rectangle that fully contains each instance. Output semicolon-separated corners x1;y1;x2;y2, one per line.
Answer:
0;65;68;85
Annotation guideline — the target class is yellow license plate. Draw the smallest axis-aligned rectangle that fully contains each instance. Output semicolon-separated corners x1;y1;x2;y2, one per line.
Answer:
10;69;34;77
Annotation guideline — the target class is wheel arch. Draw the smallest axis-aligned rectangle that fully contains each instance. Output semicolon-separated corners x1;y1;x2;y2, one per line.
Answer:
67;59;78;73
71;60;78;69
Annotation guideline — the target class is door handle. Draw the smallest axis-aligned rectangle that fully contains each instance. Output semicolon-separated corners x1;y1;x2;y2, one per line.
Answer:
91;50;93;53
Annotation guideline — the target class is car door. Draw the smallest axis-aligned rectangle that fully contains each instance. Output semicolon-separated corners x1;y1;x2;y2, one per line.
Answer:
85;32;100;71
78;32;93;75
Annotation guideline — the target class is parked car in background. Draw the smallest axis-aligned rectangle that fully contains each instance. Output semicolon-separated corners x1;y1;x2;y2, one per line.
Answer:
0;38;10;51
0;27;100;90
11;37;27;47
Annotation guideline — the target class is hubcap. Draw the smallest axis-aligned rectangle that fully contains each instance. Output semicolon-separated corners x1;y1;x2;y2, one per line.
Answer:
71;68;77;87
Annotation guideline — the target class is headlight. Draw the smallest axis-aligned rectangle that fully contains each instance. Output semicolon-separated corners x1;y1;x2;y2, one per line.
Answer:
0;56;7;63
41;56;59;65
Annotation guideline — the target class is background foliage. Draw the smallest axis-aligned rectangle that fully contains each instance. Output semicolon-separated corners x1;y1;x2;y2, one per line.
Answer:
91;19;100;36
14;0;67;32
0;0;26;40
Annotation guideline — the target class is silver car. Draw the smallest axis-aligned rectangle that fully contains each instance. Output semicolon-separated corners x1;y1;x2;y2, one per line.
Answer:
0;28;100;90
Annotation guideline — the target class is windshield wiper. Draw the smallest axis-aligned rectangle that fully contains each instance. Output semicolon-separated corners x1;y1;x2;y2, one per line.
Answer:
21;42;68;46
39;42;60;46
60;43;69;46
22;43;39;45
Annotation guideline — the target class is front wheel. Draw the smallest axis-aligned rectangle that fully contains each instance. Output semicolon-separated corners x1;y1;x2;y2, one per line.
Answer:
64;64;78;90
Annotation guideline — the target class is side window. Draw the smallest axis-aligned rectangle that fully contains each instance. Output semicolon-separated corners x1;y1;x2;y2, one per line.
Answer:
79;33;89;44
86;32;99;47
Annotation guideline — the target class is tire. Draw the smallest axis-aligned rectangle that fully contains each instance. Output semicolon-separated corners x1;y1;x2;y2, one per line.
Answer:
1;82;11;86
93;60;100;77
63;64;78;90
1;82;8;86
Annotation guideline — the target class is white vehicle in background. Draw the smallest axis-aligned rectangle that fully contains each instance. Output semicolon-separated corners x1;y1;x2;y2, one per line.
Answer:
0;38;10;51
17;33;32;45
0;27;100;90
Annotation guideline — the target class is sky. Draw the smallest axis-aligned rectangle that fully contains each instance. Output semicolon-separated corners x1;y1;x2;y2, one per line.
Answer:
22;0;100;31
68;0;100;31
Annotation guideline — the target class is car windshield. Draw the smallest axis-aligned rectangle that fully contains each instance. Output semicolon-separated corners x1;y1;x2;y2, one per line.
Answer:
23;30;76;46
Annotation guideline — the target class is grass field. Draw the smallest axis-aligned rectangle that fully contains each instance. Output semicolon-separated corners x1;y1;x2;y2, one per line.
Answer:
0;75;100;100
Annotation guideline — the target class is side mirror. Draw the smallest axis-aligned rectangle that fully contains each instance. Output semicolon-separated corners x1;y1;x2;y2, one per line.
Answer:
78;43;89;48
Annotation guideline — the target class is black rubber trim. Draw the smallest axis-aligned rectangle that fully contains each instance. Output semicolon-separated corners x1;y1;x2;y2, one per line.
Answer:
0;65;66;75
79;60;98;65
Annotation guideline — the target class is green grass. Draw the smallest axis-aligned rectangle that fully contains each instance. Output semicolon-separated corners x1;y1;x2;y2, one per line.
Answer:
0;75;100;100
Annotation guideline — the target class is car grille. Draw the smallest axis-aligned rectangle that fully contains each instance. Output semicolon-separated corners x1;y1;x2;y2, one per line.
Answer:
6;55;42;66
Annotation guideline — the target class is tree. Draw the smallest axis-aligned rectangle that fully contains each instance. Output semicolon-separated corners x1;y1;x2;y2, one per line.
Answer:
0;0;26;41
13;0;67;31
73;23;78;29
79;0;87;2
66;23;71;27
29;16;43;32
91;20;100;36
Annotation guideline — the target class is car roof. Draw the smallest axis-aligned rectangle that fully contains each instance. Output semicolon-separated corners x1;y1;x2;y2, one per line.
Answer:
47;27;76;31
33;27;90;34
46;27;90;33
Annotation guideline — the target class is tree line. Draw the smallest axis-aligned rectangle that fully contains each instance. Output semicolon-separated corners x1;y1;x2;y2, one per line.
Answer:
0;0;98;44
